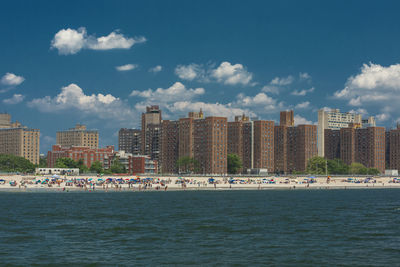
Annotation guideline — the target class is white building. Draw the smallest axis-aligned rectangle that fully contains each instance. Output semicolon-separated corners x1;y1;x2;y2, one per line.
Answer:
35;168;79;175
317;109;376;157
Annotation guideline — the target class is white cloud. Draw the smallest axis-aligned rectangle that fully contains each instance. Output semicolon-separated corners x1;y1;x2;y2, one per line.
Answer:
376;113;390;122
130;82;204;103
169;101;255;120
1;73;25;86
291;87;314;96
270;75;294;86
299;72;311;81
116;64;138;71
335;63;400;104
3;94;25;104
28;83;135;123
295;101;310;109
51;27;146;55
175;61;253;86
261;85;279;94
211;61;253;85
294;115;313;126
87;31;145;50
149;65;162;73
334;62;400;124
175;64;204;81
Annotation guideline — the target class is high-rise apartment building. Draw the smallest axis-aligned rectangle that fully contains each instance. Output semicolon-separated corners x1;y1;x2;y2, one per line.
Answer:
141;106;162;162
253;120;275;170
274;112;317;174
57;124;99;149
325;126;385;173
161;120;179;173
0;113;40;164
194;117;227;174
318;109;375;157
280;110;294;127
227;115;250;171
118;128;141;154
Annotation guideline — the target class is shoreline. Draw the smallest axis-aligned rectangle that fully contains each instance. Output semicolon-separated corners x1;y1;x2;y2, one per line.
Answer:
1;174;400;192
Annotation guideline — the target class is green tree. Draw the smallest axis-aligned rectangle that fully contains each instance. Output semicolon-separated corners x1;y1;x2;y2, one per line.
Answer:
0;154;35;173
367;168;380;175
90;161;103;174
176;156;199;173
349;162;366;174
227;153;243;174
327;159;349;174
38;157;47;168
110;159;126;173
55;157;77;168
55;157;88;173
306;156;327;175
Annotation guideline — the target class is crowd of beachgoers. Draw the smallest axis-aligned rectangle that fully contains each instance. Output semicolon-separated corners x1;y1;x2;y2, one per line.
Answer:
1;174;400;191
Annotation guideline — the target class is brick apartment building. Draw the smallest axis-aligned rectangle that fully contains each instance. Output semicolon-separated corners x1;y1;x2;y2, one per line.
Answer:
325;126;386;173
47;145;115;168
161;120;179;173
274;111;317;174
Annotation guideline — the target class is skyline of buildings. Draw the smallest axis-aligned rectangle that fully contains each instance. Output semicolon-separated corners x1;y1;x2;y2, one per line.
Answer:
1;105;399;174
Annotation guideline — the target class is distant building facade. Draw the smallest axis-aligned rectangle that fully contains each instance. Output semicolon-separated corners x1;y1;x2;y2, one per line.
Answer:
324;126;385;173
0;113;40;164
318;109;375;157
56;124;99;149
118;128;141;155
274;111;317;174
141;106;162;162
47;145;114;168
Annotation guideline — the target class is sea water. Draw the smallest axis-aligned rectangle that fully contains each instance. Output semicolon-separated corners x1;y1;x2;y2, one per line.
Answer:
0;189;399;266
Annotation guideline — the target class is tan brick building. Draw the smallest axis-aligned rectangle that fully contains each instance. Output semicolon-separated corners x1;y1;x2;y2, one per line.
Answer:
0;113;40;165
194;117;227;174
57;124;98;149
274;112;317;174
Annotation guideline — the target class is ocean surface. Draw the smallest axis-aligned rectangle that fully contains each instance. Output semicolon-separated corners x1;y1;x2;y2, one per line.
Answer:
0;189;399;266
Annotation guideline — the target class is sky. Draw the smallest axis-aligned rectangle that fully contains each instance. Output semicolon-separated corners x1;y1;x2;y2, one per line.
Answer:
2;0;400;153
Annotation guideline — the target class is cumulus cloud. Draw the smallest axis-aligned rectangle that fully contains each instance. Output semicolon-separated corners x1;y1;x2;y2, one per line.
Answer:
295;101;310;109
291;87;314;96
28;83;135;123
1;73;25;86
169;101;255;120
51;27;146;55
294;115;313;126
175;61;253;86
2;94;25;104
149;65;162;73
376;113;390;122
116;64;138;71
299;72;311;81
175;64;204;81
130;82;204;103
270;75;294;86
334;62;400;124
334;63;400;104
211;62;253;85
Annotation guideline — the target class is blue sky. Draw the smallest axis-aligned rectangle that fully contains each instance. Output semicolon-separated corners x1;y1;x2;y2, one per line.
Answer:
2;0;400;153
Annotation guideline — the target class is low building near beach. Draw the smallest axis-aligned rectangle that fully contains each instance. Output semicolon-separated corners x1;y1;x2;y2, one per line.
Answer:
35;168;79;175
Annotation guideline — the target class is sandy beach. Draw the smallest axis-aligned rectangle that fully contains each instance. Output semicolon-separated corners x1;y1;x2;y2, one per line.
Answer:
1;174;400;192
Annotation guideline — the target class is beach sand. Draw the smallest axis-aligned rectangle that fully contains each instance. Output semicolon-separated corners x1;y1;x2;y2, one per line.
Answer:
1;175;400;192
